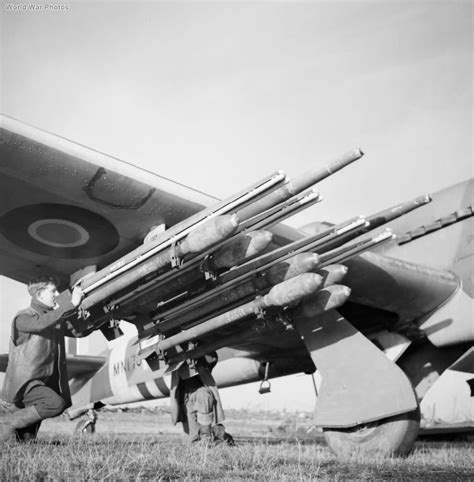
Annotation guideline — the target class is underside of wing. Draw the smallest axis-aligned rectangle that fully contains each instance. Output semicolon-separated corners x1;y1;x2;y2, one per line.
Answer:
0;353;106;379
0;115;215;288
66;354;107;378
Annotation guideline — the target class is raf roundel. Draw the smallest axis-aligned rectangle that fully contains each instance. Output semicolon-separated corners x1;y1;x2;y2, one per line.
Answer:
1;203;119;258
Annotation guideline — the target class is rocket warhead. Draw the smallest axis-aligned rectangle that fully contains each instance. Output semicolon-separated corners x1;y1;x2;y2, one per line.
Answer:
266;253;320;285
292;284;351;320
262;272;323;308
212;230;273;269
181;214;239;254
317;264;348;287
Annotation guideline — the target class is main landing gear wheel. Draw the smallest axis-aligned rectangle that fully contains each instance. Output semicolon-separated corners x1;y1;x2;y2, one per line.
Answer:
323;408;420;458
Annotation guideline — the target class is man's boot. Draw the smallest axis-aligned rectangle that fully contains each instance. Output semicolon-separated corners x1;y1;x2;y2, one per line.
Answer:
0;406;42;442
197;424;213;445
212;424;235;446
16;421;42;442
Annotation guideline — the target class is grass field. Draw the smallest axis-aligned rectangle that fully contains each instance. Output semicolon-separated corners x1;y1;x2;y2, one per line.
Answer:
1;410;473;480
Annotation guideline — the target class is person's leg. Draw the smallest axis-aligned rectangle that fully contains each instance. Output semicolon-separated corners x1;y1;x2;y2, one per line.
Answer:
194;387;235;445
0;405;42;441
0;383;66;442
184;391;202;442
22;383;67;420
194;387;215;428
193;387;217;443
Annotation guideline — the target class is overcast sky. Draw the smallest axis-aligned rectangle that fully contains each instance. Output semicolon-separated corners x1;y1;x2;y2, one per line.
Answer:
1;1;472;410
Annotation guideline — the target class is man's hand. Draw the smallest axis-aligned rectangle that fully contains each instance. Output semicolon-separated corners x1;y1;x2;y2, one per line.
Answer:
71;286;85;307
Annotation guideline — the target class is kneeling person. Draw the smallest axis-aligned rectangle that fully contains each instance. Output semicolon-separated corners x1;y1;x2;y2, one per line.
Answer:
170;353;233;445
1;275;88;441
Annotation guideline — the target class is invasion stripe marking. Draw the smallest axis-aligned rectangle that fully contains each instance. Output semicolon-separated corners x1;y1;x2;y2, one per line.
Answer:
136;382;154;400
154;377;170;396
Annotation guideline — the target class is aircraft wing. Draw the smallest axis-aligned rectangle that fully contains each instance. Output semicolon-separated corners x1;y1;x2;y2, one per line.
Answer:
0;114;216;289
0;353;106;379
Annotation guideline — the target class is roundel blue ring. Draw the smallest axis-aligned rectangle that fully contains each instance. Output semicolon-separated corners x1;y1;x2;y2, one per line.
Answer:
1;203;119;259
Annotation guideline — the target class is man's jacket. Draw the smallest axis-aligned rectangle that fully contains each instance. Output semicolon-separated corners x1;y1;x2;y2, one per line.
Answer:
2;296;86;406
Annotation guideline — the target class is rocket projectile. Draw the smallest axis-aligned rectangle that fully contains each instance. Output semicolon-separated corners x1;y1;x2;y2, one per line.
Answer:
155;252;321;333
181;214;239;253
81;215;239;310
292;284;351;320
317;264;348;287
262;272;323;308
266;253;320;285
155;273;323;352
212;230;273;269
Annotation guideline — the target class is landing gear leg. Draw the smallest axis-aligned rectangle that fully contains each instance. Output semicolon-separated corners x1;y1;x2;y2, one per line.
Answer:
293;310;420;457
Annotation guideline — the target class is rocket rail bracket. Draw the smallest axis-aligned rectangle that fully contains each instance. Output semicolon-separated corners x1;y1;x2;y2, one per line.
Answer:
200;255;218;281
170;239;184;269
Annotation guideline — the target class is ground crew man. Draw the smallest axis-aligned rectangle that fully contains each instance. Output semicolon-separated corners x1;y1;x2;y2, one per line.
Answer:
170;352;234;445
0;275;89;441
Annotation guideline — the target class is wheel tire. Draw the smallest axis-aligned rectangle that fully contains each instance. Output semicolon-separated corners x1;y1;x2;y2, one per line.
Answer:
323;408;420;458
75;419;96;434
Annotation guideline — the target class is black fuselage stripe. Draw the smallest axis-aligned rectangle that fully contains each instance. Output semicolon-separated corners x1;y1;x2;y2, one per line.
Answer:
136;382;154;400
154;378;170;396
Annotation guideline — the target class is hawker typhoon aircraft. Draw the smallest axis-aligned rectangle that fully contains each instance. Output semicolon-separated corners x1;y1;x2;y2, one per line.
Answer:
0;114;472;457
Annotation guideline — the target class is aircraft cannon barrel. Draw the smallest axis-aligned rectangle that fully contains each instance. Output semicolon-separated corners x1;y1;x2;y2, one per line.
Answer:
155;252;321;333
154;273;323;353
364;195;431;227
236;149;363;222
81;215;239;310
287;148;364;194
